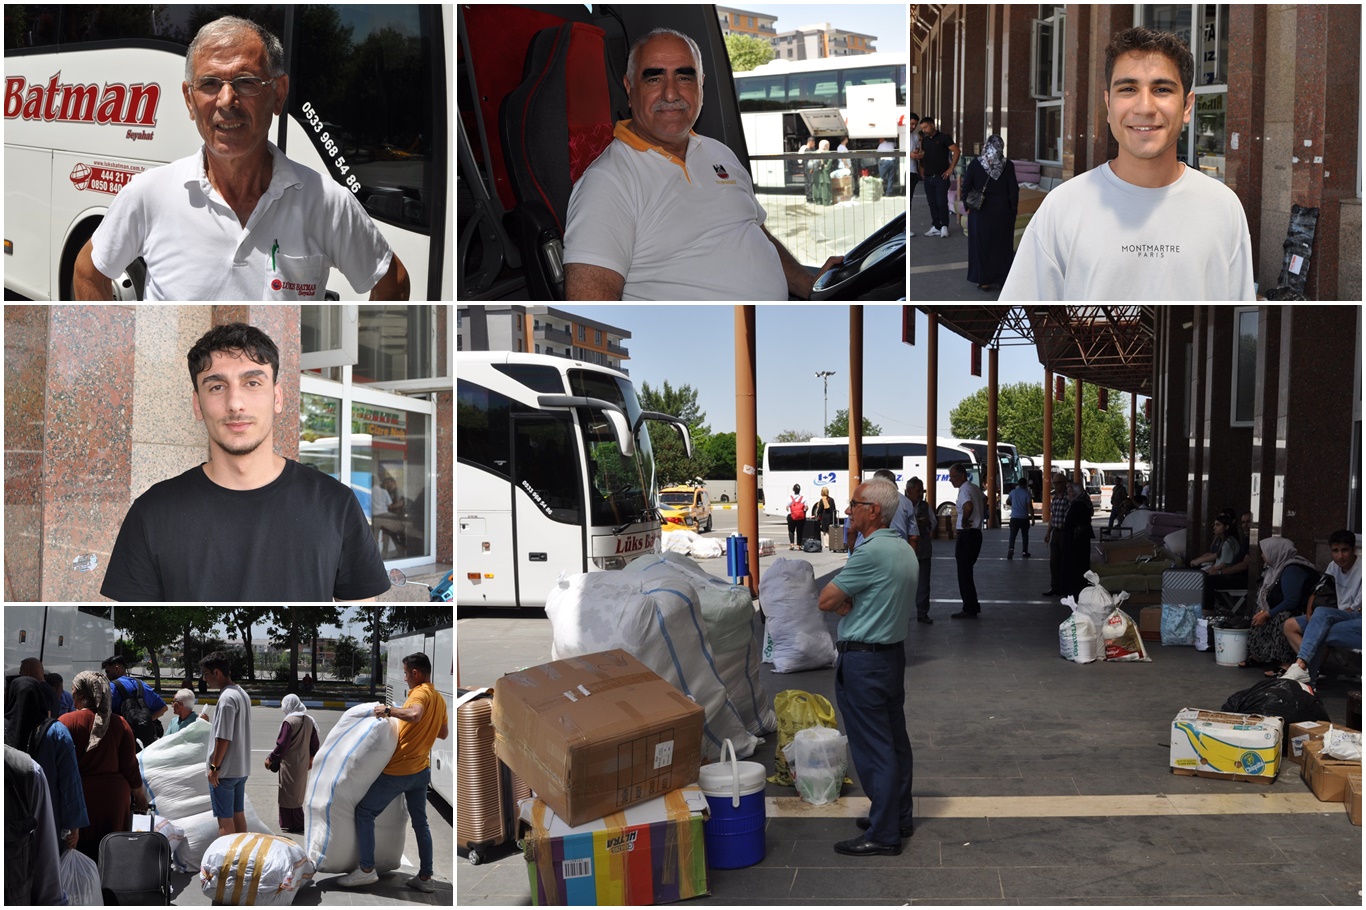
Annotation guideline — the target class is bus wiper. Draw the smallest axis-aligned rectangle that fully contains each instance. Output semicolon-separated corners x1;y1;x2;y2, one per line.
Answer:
612;508;658;535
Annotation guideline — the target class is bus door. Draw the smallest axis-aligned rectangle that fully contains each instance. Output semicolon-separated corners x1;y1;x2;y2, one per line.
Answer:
511;412;586;605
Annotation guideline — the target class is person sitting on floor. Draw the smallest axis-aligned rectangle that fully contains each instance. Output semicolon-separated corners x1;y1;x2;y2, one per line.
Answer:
1281;529;1361;686
1244;537;1318;671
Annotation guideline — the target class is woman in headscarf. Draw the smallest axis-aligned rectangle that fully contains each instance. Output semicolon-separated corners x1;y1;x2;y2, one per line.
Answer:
811;140;834;206
60;670;147;863
7;675;90;851
1245;537;1319;669
264;693;320;833
962;134;1019;292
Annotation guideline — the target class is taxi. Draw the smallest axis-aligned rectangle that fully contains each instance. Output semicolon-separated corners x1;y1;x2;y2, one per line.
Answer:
658;485;713;533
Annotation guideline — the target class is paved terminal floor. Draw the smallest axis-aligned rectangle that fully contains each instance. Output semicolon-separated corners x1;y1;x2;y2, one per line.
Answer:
457;520;1362;906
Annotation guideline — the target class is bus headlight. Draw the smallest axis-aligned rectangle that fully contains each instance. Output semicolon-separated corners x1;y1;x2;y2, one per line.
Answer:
592;555;628;570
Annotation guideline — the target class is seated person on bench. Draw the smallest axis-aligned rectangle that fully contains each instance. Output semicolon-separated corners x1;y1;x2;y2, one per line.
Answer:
1281;529;1361;686
1245;536;1318;670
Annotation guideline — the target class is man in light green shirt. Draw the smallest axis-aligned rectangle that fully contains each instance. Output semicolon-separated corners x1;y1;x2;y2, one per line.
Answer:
818;479;917;858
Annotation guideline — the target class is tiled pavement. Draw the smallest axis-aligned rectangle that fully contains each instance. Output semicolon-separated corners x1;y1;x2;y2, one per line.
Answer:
457;522;1362;905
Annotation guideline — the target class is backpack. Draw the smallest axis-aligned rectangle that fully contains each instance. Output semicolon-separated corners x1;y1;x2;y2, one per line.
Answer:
789;497;806;521
117;677;160;750
4;745;39;905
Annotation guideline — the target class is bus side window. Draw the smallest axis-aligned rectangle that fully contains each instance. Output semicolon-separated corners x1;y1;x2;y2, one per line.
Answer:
457;380;511;481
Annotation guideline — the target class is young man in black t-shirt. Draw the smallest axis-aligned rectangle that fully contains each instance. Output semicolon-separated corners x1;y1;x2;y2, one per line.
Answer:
101;323;390;602
914;117;960;237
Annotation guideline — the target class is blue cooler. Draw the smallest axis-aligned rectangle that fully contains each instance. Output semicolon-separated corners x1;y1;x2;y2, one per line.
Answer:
699;739;767;869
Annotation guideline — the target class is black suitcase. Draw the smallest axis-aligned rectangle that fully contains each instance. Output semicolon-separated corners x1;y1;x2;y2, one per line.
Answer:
99;830;171;905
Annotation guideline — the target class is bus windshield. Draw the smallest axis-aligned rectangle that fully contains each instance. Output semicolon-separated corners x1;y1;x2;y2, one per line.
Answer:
567;368;655;529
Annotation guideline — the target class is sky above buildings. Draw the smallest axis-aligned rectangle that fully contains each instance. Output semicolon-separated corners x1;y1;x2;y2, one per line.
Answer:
563;305;1139;444
741;4;907;56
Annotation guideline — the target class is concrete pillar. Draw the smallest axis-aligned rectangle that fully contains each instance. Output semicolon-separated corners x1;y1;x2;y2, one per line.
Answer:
1226;6;1268;274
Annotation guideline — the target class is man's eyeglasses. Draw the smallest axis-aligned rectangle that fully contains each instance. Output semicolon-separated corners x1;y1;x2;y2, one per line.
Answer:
192;76;277;98
848;499;875;509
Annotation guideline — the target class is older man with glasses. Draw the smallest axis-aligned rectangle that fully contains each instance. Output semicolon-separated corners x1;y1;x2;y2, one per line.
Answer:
817;478;918;858
74;15;408;300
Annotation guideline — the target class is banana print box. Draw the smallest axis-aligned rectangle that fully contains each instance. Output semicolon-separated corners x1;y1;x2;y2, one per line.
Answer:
1170;708;1284;783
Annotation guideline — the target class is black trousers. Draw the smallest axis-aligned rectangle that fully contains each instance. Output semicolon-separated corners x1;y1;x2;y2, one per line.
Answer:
915;555;932;618
1049;532;1063;592
955;528;983;613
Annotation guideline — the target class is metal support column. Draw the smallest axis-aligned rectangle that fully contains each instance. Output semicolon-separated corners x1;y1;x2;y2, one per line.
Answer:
734;306;760;598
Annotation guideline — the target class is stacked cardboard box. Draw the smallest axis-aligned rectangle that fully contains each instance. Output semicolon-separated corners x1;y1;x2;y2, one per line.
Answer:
1300;737;1363;810
1170;709;1282;783
493;650;704;827
1285;720;1336;767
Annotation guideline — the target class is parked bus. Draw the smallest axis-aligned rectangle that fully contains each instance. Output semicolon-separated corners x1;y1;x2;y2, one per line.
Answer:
1089;461;1151;512
734;52;908;191
457;352;691;608
4;4;452;300
5;605;116;682
948;438;1020;520
761;436;984;522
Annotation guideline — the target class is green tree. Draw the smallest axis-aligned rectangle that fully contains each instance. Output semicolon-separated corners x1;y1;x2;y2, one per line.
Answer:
725;33;773;72
948;381;1135;461
825;409;882;438
639;380;711;486
773;429;816;442
701;433;765;480
331;635;365;682
118;607;222;690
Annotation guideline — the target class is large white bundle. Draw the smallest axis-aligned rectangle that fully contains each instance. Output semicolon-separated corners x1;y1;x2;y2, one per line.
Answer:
624;552;756;653
172;797;273;869
304;704;408;873
546;570;760;760
661;529;725;558
200;833;315;906
758;559;837;673
139;717;213;819
711;623;776;735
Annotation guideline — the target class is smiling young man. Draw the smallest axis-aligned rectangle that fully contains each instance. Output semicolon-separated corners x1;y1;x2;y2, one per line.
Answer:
73;15;407;300
1000;27;1255;301
563;28;839;300
100;323;390;602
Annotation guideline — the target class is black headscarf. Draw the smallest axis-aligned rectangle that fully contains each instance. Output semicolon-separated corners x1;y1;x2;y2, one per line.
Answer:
4;675;51;757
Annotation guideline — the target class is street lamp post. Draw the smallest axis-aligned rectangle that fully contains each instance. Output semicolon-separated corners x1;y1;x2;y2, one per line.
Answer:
815;370;836;433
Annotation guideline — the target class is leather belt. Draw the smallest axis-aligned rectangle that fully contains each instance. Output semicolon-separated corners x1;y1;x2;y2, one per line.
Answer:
836;640;901;653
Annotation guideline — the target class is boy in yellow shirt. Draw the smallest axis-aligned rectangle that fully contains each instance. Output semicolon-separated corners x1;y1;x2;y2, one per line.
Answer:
337;652;449;892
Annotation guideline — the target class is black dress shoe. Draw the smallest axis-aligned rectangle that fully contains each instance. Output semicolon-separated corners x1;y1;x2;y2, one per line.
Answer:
950;610;978;619
857;816;914;838
834;836;902;857
916;615;933;625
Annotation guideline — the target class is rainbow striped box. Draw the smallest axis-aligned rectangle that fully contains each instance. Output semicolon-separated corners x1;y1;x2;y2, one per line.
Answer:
521;786;710;906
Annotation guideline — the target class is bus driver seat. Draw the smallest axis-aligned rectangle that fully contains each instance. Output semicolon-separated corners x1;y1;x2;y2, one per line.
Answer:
500;22;617;300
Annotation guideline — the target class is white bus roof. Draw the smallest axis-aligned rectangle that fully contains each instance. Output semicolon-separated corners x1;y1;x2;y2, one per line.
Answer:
457;351;629;380
739;52;907;77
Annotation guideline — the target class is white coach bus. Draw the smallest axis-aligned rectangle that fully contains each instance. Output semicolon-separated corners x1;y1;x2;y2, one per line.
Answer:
4;4;452;300
457;352;692;609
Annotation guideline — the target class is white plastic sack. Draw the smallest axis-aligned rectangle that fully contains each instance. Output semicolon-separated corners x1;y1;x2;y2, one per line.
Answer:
1063;572;1131;658
151;815;190;873
711;623;777;736
1325;726;1363;761
758;558;837;673
624;552;756;653
138;717;213;819
1101;609;1151;662
200;833;315;906
59;844;103;906
661;529;725;559
304;703;407;873
782;726;847;806
546;570;760;761
172;797;273;869
1059;611;1098;663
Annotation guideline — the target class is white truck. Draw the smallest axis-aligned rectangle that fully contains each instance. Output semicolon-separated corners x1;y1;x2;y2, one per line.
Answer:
5;605;116;682
384;623;453;807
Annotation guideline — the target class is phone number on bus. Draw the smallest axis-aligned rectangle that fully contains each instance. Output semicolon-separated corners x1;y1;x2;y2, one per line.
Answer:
300;101;360;194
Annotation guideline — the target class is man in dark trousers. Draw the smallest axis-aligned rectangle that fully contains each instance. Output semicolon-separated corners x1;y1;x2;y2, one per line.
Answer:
817;479;917;857
949;463;986;618
1062;482;1096;597
914;116;960;238
1042;474;1070;596
905;477;934;624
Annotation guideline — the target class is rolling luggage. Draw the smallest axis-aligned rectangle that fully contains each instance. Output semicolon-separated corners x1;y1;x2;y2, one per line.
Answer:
458;688;523;864
99;830;172;905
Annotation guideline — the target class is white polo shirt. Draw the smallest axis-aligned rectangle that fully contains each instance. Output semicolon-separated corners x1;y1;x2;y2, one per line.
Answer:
91;142;391;300
564;121;787;300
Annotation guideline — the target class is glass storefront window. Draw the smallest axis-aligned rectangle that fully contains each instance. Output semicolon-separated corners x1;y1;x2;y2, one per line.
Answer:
353;402;430;561
356;305;441;383
1141;4;1229;181
1036;103;1062;163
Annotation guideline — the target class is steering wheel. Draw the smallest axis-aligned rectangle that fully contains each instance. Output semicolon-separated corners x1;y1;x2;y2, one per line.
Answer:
810;213;906;301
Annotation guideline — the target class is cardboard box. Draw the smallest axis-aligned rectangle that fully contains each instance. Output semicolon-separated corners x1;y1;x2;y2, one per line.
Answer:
1286;720;1336;766
1348;774;1362;826
493;649;704;827
1138;606;1162;641
1170;708;1282;783
521;786;709;906
1301;739;1362;803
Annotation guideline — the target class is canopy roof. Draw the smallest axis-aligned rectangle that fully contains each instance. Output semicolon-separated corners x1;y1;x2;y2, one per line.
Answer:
918;306;1156;395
